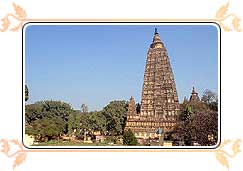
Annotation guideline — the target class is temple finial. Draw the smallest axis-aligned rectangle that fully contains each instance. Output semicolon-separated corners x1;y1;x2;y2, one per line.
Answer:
151;28;162;48
154;28;158;34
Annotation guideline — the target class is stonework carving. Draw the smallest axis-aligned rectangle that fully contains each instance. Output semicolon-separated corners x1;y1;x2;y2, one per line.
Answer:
125;29;180;139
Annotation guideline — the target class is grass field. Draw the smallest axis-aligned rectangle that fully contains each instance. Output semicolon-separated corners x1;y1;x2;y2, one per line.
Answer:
33;140;121;146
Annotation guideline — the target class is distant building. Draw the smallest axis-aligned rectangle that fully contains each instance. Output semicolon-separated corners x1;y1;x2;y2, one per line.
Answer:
181;86;207;114
189;86;200;103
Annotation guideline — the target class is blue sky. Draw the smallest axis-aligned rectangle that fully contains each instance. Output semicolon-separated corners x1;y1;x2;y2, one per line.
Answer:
25;24;218;111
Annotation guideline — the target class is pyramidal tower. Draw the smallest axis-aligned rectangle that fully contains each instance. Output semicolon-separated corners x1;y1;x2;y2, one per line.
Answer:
140;28;180;119
125;28;180;139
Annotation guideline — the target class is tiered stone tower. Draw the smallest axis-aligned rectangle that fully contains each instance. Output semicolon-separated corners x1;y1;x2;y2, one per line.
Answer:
140;28;179;119
127;96;137;117
125;28;180;139
189;86;200;103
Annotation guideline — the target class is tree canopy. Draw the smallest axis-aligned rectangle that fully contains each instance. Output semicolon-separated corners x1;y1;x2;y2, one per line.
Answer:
25;85;29;102
25;99;128;142
25;100;72;123
25;100;74;140
102;100;128;136
174;89;218;146
26;116;66;140
123;129;138;145
201;89;218;111
175;105;196;146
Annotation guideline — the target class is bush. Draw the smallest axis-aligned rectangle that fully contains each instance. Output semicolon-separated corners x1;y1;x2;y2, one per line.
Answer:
123;129;138;145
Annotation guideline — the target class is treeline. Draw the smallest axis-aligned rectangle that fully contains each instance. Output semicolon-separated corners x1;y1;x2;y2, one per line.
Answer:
172;90;218;146
25;84;218;146
25;100;129;142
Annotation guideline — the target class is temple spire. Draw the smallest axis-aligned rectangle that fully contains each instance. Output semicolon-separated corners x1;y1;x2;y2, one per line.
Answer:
141;28;179;118
125;28;179;139
192;86;196;94
154;28;158;34
189;86;200;102
151;28;163;48
127;96;136;116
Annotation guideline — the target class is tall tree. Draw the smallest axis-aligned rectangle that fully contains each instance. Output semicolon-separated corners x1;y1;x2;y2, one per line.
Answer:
194;111;218;146
74;112;81;136
25;103;43;125
201;89;218;111
174;89;218;146
26;116;66;141
102;100;128;136
25;100;73;138
68;113;75;136
81;104;88;113
25;100;72;124
175;106;196;146
25;84;29;102
123;129;138;145
88;111;106;133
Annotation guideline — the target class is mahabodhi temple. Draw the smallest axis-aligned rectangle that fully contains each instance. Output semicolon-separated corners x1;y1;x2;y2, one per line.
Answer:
125;28;180;139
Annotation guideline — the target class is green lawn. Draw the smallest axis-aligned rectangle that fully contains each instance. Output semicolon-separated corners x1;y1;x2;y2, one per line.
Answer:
33;140;120;146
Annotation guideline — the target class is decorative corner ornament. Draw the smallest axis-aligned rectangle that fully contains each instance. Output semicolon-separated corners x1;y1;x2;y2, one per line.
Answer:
0;3;27;32
215;139;241;170
215;2;242;32
0;139;27;170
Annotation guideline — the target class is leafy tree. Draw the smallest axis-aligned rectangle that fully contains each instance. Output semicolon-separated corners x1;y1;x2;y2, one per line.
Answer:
25;103;43;124
123;129;138;145
179;105;192;122
102;100;128;136
79;112;90;131
39;101;72;121
25;100;72;124
193;111;218;146
174;89;218;146
175;106;196;146
68;113;75;135
25;100;74;140
88;111;106;133
25;84;29;101
201;89;218;111
67;111;82;137
201;89;217;104
74;111;81;136
26;116;66;141
77;111;106;137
